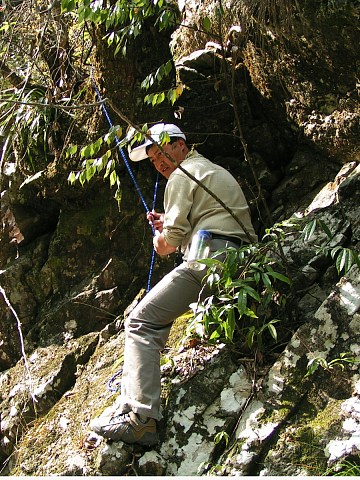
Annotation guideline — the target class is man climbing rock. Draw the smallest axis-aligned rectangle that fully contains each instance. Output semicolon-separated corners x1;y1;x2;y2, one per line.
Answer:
90;123;257;446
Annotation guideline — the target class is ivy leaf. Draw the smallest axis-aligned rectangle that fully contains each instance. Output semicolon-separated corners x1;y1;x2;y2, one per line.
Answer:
151;94;158;106
336;248;354;275
267;320;279;341
244;308;258;319
237;288;247;316
261;272;272;288
265;268;290;284
80;145;91;158
104;159;113;179
302;218;317;242
318;219;333;239
79;170;86;186
246;326;256;349
109;170;118;187
114;185;122;207
67;171;76;184
167;89;177;105
164;60;172;75
66;144;78;158
203;16;211;32
243;284;261;302
224;312;235;341
61;0;76;12
305;358;320;377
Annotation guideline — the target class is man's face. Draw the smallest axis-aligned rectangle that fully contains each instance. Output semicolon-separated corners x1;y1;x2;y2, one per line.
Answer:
147;140;185;179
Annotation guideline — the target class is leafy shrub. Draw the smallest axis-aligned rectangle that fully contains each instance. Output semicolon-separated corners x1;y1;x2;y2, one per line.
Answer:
0;87;52;170
300;218;360;275
185;215;359;352
187;235;290;349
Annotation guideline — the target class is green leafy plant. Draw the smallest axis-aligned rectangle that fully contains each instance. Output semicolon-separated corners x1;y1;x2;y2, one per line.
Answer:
67;124;124;204
140;60;185;106
66;122;183;206
185;213;359;352
332;459;360;476
214;430;229;447
60;0;178;56
60;1;182;108
305;352;358;378
197;461;224;476
0;87;53;170
186;226;291;349
300;218;360;275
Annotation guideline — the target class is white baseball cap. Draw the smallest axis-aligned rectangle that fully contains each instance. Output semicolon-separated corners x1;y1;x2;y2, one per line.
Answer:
128;123;186;161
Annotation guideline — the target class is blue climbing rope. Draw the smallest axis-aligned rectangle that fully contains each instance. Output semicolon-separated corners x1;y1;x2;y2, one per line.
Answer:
108;368;123;393
90;67;158;293
147;171;159;292
91;69;161;394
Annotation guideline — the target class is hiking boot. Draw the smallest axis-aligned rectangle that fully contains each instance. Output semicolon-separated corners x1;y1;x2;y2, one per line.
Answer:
90;411;158;446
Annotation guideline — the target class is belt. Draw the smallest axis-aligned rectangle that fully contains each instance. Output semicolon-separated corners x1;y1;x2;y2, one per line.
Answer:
211;234;246;246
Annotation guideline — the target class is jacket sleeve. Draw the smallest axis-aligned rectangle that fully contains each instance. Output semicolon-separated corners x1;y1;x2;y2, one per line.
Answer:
162;171;196;247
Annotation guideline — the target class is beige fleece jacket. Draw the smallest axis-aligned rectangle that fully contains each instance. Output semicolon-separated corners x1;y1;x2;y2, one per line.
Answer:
162;150;258;252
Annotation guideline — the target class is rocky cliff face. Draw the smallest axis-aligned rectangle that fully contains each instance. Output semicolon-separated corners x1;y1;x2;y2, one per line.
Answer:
0;0;359;476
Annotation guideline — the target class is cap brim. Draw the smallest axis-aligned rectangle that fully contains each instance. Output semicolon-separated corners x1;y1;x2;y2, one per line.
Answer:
128;129;186;161
128;140;152;161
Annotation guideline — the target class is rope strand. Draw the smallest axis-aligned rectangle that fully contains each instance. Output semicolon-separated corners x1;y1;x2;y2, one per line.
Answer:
147;172;159;292
91;68;158;292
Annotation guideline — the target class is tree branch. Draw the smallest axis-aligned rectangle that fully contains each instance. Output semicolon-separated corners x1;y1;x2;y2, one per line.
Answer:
0;63;27;89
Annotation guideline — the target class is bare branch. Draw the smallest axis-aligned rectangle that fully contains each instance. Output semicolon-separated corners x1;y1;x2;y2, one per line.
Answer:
0;97;107;110
0;285;37;406
0;63;26;89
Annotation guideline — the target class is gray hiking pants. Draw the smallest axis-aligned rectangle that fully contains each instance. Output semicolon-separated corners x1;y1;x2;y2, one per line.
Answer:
119;238;237;420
